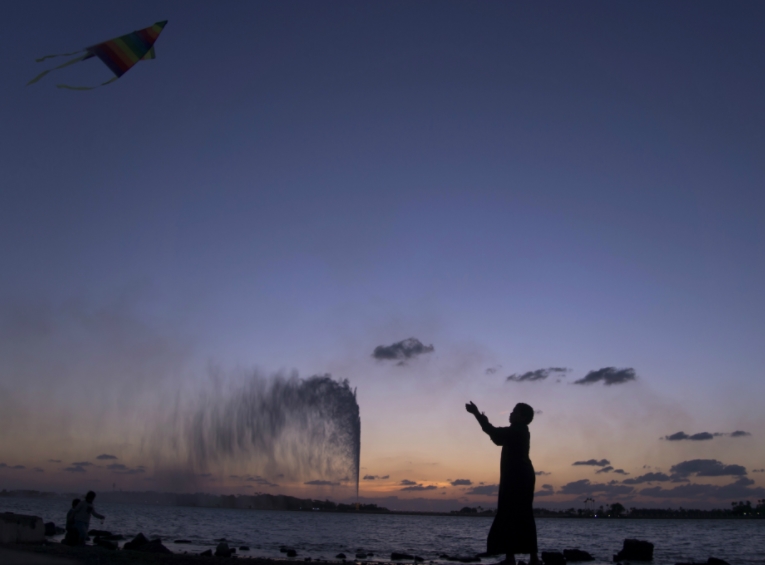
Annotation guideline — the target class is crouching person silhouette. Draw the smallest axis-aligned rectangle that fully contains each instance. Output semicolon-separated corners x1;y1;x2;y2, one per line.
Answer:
466;401;539;565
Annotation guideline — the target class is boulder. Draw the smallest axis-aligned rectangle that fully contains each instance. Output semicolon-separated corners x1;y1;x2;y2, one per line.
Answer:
287;549;299;557
89;529;112;537
414;557;424;563
240;546;250;551
707;560;729;565
356;553;368;559
336;553;347;559
392;553;415;560
542;552;566;565
44;522;56;536
175;539;193;544
0;512;45;544
141;539;173;554
216;541;233;557
201;549;213;556
614;539;653;562
124;533;149;550
563;549;595;562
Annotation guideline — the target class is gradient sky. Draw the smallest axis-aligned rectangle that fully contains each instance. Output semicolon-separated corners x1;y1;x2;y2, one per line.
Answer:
1;1;764;511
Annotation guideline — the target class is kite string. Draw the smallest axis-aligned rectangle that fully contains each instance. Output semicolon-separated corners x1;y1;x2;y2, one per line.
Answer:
56;76;119;91
35;50;86;63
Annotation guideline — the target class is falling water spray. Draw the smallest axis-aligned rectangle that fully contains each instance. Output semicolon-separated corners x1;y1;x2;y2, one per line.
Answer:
152;372;360;494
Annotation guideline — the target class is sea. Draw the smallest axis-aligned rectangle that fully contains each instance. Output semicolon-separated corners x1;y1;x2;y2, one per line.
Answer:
2;497;764;565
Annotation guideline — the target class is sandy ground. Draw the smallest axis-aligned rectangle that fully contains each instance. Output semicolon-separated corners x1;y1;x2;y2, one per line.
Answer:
0;543;305;565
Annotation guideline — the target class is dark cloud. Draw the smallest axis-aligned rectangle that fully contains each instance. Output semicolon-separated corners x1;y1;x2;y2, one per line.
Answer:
572;459;610;467
731;430;751;437
466;484;499;496
229;475;240;479
485;366;501;375
670;459;747;478
573;367;636;386
558;479;634;497
753;469;765;473
506;367;569;383
640;477;765;500
363;475;378;480
535;484;555;497
107;464;128;471
622;472;671;485
612;469;629;475
245;475;279;487
372;338;434;361
96;454;118;460
33;467;44;473
400;484;438;492
304;480;340;486
71;461;93;467
535;471;551;476
400;479;417;486
595;466;614;474
64;465;86;473
47;459;62;463
450;479;472;486
663;431;717;441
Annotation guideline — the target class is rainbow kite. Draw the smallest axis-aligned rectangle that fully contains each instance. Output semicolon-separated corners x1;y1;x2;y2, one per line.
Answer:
27;20;168;90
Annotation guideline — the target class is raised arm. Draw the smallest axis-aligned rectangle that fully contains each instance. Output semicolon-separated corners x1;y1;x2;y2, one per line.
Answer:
465;401;506;446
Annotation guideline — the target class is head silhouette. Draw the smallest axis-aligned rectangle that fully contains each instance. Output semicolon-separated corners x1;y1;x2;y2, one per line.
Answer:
510;403;534;425
85;491;96;503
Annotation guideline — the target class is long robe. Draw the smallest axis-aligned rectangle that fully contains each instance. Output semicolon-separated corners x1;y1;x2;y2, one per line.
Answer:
478;417;538;556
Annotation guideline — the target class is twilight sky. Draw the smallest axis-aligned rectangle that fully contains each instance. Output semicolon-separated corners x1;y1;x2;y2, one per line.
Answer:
1;1;764;511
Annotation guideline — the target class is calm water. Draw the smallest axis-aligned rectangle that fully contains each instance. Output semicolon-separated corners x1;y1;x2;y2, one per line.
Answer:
2;498;764;565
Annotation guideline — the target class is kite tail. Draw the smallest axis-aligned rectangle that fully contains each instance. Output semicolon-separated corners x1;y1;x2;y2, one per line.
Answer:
35;50;87;63
26;52;89;86
56;76;119;90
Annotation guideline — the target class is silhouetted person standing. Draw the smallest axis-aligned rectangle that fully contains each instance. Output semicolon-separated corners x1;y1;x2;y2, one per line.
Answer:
72;491;105;545
466;401;538;565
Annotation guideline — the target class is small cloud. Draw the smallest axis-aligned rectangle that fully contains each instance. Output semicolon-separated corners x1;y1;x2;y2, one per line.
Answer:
507;367;570;383
753;469;764;473
595;466;614;474
663;431;715;441
372;338;434;362
33;467;44;473
450;479;472;486
400;479;417;486
535;484;555;497
485;366;501;375
363;475;378;480
71;461;93;467
731;430;751;437
304;480;340;486
573;367;636;386
96;454;118;460
400;484;438;491
622;472;671;485
380;475;389;479
245;475;278;487
106;464;128;471
64;466;87;473
670;459;747;478
613;469;629;475
47;459;62;464
229;475;240;479
572;459;611;467
640;477;765;501
535;471;551;476
466;484;499;496
558;479;634;496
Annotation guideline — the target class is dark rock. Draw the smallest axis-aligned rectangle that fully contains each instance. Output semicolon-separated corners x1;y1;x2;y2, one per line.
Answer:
140;539;173;554
124;533;149;550
305;558;313;562
175;539;193;544
707;560;729;565
414;557;424;563
239;546;250;551
89;529;112;537
103;534;125;541
215;538;228;542
356;553;368;559
95;538;118;550
563;549;595;562
201;549;213;556
613;539;653;562
336;553;347;559
287;549;299;557
55;526;65;535
44;522;56;536
216;542;233;557
392;553;415;560
442;556;481;563
281;546;291;553
368;553;374;557
542;552;566;565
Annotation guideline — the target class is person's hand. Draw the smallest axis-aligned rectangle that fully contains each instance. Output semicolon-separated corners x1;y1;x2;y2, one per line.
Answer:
465;401;479;415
